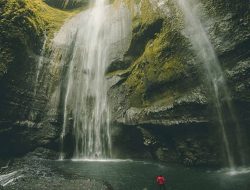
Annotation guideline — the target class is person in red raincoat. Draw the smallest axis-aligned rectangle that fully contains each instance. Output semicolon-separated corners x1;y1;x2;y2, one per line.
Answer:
156;175;166;190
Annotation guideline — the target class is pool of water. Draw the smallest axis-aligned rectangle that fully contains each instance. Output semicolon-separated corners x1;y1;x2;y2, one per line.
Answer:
49;160;250;190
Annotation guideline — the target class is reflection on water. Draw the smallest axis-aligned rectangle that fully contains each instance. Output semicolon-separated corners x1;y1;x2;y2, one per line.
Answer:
70;159;133;162
50;160;250;190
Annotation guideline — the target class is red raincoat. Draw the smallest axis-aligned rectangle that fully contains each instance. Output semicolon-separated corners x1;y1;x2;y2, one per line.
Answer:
156;176;166;185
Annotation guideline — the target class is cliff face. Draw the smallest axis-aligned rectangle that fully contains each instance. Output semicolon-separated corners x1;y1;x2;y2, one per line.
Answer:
0;0;80;157
108;0;250;166
0;0;249;166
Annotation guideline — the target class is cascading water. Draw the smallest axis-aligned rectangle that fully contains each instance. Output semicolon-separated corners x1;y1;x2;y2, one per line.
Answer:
60;0;111;160
41;0;132;160
176;0;245;168
34;35;47;96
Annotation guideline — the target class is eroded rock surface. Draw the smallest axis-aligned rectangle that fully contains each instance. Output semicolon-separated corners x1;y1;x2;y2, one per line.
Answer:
107;0;250;166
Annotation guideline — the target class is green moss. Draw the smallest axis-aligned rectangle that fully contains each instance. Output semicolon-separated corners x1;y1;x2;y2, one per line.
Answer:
159;57;185;82
140;0;160;25
124;18;188;106
106;68;131;78
115;0;198;108
0;0;83;79
43;0;88;9
23;0;83;38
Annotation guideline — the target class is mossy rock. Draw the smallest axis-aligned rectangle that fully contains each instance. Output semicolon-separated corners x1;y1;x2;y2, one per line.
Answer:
124;20;194;107
0;0;82;79
109;0;200;108
43;0;88;9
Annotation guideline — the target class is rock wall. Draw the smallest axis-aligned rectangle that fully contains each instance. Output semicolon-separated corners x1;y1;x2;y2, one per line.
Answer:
108;0;250;166
0;0;81;157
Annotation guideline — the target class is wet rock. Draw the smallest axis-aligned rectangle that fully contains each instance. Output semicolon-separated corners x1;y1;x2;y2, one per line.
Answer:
111;125;148;159
25;148;59;160
43;0;88;9
5;178;112;190
116;87;209;127
0;0;249;167
0;0;82;157
125;17;164;59
106;59;131;74
155;148;169;161
108;0;250;166
1;155;113;190
0;119;60;157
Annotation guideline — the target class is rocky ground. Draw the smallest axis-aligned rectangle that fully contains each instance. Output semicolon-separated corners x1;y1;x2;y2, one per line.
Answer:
0;148;113;190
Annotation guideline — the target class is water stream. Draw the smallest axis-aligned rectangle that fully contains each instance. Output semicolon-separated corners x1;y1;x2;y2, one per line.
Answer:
176;0;245;168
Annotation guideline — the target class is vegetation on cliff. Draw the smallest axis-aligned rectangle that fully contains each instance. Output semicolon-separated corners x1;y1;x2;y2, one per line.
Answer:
0;0;85;157
109;0;197;108
108;0;249;166
0;0;82;79
0;0;249;166
43;0;88;9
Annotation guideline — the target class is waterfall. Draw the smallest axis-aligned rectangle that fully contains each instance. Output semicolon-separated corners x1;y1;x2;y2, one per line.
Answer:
176;0;245;168
40;0;133;160
34;35;47;96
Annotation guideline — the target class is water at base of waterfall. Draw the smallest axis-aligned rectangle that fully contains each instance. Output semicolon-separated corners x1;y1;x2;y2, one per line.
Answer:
52;160;250;190
3;160;250;189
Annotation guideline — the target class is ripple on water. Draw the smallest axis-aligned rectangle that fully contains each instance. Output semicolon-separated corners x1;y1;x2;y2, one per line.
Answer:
62;158;134;162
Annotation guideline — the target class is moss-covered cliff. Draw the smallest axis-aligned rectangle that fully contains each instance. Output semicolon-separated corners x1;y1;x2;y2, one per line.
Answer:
0;0;249;166
0;0;82;78
0;0;82;157
108;0;250;166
